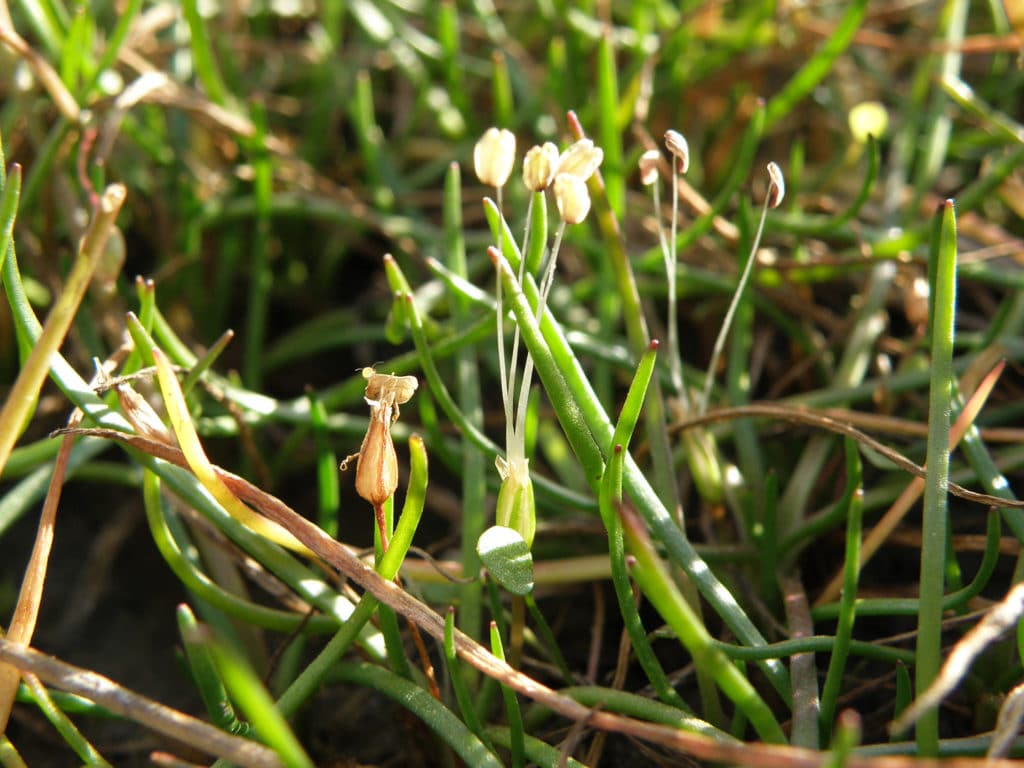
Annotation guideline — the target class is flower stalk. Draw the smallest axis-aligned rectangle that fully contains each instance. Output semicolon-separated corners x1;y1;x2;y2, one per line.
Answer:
476;130;602;548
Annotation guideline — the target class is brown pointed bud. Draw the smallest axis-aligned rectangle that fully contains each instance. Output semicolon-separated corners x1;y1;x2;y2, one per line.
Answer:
766;161;785;208
553;172;591;224
522;142;559;191
638;149;661;186
664;130;689;173
473;127;516;188
355;402;399;506
557;138;603;181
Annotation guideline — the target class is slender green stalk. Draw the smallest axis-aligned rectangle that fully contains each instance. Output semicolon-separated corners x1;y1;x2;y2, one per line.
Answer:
330;662;503;768
489;621;525;768
444;608;495;753
598;341;688;708
0;163;20;277
176;604;252;737
20;674;111;766
699;168;779;415
487;726;582;767
915;200;958;755
181;0;229;106
445;163;486;641
595;33;624;219
143;470;337;634
912;0;968;205
523;594;572;685
307;391;340;538
207;637;314;768
0;735;27;768
819;440;863;738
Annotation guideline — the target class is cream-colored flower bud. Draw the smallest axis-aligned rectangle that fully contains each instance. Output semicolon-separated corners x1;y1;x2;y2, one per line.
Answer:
664;130;689;173
553;172;591;224
473;127;516;188
766;161;785;209
557;138;603;181
522;142;559;191
638;149;661;186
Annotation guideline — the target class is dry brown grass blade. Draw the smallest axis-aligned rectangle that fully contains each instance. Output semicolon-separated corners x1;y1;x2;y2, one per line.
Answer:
0;12;80;122
0;426;78;734
0;639;283;768
54;427;1020;768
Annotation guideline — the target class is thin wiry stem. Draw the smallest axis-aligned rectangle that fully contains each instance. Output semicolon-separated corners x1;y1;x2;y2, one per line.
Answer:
698;195;771;415
509;219;564;461
494;186;515;453
537;221;566;316
506;192;535;451
659;173;684;398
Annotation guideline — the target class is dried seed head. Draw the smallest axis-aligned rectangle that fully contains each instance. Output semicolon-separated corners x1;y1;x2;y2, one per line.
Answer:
355;402;399;506
362;367;418;407
638;149;661;186
664;130;689;173
557;138;603;181
553;172;591;225
766;161;785;209
522;142;560;191
473;127;516;188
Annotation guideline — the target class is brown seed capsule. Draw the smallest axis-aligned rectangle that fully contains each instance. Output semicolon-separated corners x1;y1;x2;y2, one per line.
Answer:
664;130;689;174
638;149;661;186
766;161;785;209
355;401;399;507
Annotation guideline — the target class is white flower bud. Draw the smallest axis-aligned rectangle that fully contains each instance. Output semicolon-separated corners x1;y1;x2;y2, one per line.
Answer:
473;127;516;188
557;138;603;181
553;172;591;224
638;149;661;186
522;142;559;191
664;129;689;173
766;161;785;209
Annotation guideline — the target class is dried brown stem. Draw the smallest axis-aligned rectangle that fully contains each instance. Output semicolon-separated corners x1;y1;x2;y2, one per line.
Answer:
0;639;283;768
